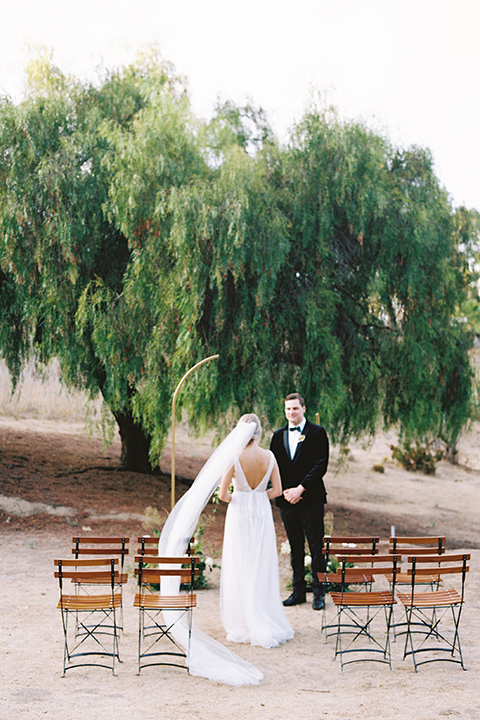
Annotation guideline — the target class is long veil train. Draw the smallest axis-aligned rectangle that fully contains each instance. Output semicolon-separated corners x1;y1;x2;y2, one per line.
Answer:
157;421;264;685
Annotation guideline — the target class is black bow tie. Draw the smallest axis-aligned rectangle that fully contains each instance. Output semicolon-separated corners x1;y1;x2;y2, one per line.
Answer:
289;426;301;432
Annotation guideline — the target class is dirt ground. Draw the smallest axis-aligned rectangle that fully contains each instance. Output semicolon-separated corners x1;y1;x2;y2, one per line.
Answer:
0;416;479;719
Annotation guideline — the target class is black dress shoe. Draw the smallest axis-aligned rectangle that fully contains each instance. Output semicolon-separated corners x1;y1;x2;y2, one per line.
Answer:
283;592;307;607
312;596;325;611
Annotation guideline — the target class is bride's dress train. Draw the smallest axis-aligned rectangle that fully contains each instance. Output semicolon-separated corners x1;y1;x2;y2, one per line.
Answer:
221;453;294;648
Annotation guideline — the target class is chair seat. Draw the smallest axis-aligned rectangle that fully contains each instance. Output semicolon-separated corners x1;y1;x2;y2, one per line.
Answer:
134;593;196;610
330;591;397;607
397;588;463;608
57;593;122;611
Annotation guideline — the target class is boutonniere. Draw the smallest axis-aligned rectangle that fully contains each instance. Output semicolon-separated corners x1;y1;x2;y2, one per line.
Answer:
298;435;306;442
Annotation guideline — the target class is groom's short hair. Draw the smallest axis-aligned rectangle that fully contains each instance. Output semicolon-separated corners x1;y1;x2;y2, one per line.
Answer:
285;392;305;407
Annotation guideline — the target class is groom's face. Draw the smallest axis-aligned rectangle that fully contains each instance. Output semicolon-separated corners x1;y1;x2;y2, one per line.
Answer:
285;399;305;427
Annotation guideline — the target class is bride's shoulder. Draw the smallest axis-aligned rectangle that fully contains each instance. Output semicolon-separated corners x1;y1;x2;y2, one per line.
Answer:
258;447;274;463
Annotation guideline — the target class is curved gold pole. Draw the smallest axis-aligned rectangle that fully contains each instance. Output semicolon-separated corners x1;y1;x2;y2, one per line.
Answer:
171;354;220;510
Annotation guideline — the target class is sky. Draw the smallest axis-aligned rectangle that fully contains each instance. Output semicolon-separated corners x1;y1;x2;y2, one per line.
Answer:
1;0;479;210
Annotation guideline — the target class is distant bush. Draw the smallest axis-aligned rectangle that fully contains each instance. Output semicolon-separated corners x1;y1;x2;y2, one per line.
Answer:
390;442;444;475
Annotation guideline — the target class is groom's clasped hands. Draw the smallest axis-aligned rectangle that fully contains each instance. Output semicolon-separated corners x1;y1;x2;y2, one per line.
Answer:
282;486;304;504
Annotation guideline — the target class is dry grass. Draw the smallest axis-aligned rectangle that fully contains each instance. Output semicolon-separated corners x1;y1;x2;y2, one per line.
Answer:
0;358;102;423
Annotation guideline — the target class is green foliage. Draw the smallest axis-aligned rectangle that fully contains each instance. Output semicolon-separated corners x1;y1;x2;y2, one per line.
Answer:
0;51;478;473
0;50;191;467
390;441;444;474
141;512;218;590
189;525;219;590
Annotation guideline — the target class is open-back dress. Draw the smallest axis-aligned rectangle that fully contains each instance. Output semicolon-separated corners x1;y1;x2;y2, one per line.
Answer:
220;451;294;648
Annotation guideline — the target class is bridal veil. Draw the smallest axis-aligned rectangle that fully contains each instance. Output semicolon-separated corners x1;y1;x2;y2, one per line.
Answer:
157;420;264;685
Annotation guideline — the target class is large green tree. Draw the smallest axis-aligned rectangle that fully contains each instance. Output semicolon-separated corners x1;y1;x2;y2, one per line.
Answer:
0;51;204;470
276;109;477;448
159;106;477;450
0;53;478;474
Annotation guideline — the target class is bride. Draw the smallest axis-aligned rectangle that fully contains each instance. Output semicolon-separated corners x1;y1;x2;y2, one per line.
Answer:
158;414;293;685
218;413;294;648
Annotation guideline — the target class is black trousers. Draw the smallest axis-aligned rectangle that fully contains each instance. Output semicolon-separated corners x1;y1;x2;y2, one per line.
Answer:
280;500;326;597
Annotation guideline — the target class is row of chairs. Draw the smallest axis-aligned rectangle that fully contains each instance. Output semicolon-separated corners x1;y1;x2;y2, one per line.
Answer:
318;535;470;671
54;534;471;676
54;536;198;676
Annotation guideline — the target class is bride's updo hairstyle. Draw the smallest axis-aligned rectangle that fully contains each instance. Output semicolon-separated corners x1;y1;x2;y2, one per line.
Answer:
238;413;262;443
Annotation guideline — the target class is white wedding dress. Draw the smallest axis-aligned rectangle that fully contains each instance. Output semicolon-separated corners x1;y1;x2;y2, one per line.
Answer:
221;452;294;648
157;421;269;685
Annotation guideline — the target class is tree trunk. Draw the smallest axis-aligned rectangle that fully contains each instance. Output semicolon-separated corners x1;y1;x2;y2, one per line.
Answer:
445;440;458;465
114;410;155;473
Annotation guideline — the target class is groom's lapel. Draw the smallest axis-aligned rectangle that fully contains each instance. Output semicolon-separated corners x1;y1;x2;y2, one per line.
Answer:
282;428;291;459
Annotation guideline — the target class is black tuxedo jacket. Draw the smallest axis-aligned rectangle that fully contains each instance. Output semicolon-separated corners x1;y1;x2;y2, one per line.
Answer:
270;420;329;510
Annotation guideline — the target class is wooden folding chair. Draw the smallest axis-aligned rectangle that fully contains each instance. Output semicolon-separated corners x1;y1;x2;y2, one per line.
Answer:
319;536;380;640
71;536;130;629
54;558;121;676
134;554;198;674
387;536;446;639
330;554;401;670
396;553;470;671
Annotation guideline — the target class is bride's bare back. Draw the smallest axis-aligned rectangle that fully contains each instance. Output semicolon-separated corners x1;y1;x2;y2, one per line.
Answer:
219;440;282;502
238;444;273;490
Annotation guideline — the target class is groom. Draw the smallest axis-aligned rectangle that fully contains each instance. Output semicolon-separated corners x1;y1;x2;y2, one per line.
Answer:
270;393;329;611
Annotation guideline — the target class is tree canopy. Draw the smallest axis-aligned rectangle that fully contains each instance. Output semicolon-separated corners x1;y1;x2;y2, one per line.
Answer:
0;51;478;472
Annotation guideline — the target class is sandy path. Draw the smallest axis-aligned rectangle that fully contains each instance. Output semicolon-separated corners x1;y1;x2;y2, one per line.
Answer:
0;533;478;720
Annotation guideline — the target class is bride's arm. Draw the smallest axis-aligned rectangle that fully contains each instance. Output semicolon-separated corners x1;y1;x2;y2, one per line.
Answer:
267;458;282;500
218;465;234;503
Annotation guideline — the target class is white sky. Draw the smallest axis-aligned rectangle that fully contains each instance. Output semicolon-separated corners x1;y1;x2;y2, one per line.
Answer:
1;0;479;209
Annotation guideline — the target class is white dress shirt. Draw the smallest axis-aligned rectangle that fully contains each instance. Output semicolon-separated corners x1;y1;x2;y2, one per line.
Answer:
288;419;306;458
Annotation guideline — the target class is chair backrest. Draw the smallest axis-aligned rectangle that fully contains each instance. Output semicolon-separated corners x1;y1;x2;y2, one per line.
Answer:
323;537;381;576
134;555;199;589
407;553;470;577
137;536;195;556
323;536;380;561
338;554;402;574
55;557;119;589
406;553;470;600
72;537;129;568
337;554;402;593
136;536;159;556
389;535;446;555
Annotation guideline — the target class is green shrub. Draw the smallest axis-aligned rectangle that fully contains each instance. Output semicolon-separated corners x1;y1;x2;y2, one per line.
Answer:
390;442;443;475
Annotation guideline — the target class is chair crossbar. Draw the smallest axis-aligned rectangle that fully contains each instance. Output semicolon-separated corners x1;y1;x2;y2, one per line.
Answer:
73;548;127;555
390;536;446;545
325;535;381;545
73;536;129;543
55;558;119;567
55;570;120;582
